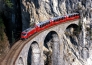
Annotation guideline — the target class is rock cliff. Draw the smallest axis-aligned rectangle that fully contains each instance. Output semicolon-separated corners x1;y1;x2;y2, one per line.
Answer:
21;0;91;30
20;0;92;65
0;0;92;65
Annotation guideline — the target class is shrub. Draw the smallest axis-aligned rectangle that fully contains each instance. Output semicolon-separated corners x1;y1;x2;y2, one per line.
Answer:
4;0;13;8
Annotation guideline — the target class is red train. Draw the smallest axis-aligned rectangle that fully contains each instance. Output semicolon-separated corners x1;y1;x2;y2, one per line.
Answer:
21;13;80;39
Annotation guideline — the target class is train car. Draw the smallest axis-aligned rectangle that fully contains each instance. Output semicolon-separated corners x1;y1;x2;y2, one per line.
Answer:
51;17;60;25
59;16;66;23
50;15;66;25
66;14;74;21
21;27;36;39
21;13;80;39
74;13;80;19
66;13;80;21
36;20;51;32
71;13;80;19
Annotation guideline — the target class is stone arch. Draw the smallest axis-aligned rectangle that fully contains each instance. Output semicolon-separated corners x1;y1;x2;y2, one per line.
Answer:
66;24;78;28
27;41;41;65
18;57;24;65
65;24;79;45
66;24;79;33
43;31;60;65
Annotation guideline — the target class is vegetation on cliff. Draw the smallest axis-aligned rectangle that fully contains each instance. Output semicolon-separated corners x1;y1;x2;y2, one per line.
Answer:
0;0;12;41
0;16;5;41
4;0;12;8
0;0;12;61
0;14;10;61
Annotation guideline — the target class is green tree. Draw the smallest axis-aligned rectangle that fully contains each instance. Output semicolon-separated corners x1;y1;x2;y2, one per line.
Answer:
4;0;13;8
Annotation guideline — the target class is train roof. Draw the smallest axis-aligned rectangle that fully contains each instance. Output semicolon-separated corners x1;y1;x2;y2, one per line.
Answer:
67;13;79;16
50;16;65;20
37;20;50;27
36;13;79;27
22;27;35;33
51;17;58;20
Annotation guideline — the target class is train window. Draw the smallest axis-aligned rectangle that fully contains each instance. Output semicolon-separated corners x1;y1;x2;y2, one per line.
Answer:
53;20;55;22
39;21;49;28
22;33;27;36
64;17;65;19
46;22;49;25
53;19;55;22
61;18;62;20
61;18;63;20
69;15;71;18
62;17;65;19
43;24;45;26
48;21;50;24
69;15;70;17
70;15;72;17
59;18;60;20
55;19;57;21
58;18;60;21
54;19;58;22
47;22;49;24
56;19;58;22
74;14;75;16
40;25;42;28
76;14;78;16
40;23;45;28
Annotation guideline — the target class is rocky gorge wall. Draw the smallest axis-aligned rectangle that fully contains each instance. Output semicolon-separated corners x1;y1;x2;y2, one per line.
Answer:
21;0;92;30
0;0;92;65
20;0;92;65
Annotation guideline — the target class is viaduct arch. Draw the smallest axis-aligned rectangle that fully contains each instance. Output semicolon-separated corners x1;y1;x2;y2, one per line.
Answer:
1;19;80;65
15;19;79;65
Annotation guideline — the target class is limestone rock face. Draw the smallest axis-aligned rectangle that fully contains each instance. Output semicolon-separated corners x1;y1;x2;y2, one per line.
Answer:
20;0;92;65
21;0;66;30
21;0;92;30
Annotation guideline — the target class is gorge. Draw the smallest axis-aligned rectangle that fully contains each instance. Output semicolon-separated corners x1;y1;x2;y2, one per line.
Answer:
0;0;92;65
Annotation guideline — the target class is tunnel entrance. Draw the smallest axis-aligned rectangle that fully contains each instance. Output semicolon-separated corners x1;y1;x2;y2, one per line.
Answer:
27;41;40;65
44;31;60;65
65;24;79;45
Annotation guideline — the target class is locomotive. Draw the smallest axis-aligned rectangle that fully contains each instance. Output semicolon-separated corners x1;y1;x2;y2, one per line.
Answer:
21;13;80;39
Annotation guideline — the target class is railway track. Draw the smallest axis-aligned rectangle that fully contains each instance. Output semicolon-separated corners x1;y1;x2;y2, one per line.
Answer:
0;26;51;65
0;40;23;65
0;19;79;65
0;32;40;65
0;25;57;65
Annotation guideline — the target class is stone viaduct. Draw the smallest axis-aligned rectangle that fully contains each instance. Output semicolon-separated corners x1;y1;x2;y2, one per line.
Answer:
1;19;80;65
